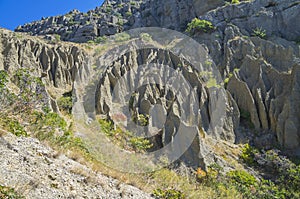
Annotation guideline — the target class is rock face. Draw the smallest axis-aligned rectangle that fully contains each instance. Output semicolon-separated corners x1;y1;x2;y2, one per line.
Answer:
15;0;142;42
193;0;300;149
4;0;300;164
132;0;224;30
0;29;89;88
93;44;237;168
0;133;152;199
15;0;225;43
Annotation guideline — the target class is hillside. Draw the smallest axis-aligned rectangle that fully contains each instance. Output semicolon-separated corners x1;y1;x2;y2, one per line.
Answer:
1;0;300;198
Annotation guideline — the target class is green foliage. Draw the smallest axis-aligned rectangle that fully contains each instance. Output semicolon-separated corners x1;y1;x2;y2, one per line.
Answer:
29;110;89;154
138;114;149;126
252;27;266;39
0;70;8;89
0;117;28;137
117;20;124;26
8;120;27;137
186;18;215;34
125;11;133;17
227;170;257;187
224;73;233;85
279;164;300;193
98;119;152;152
227;169;288;198
206;77;221;88
240;143;258;165
132;113;149;126
0;185;24;199
53;34;61;42
57;92;73;114
231;0;240;4
114;32;131;42
152;188;185;199
105;7;112;13
43;112;67;131
140;33;152;42
94;36;107;44
129;136;153;152
98;119;114;136
68;20;76;26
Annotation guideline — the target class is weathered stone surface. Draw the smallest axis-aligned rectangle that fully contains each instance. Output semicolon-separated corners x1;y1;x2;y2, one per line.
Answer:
15;0;143;42
0;133;152;199
93;46;236;168
202;0;300;41
193;0;300;149
0;28;90;113
15;0;224;42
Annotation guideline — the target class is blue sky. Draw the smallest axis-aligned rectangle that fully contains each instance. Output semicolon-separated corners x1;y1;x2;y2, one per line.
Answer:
0;0;104;30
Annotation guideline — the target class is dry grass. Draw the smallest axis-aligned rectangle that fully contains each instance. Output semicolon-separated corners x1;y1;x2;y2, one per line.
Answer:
0;128;6;137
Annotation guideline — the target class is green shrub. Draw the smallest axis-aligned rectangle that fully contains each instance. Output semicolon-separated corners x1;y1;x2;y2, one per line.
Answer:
0;185;24;199
186;18;215;34
138;114;149;126
8;120;27;137
53;34;61;42
114;32;131;42
252;27;266;39
240;143;258;165
231;0;240;4
98;119;153;152
106;7;112;13
125;11;133;17
152;188;185;199
224;73;233;85
140;33;152;41
279;164;300;192
57;92;73;114
94;36;107;44
227;170;257;187
87;40;95;44
43;112;67;130
0;70;8;89
98;119;114;136
130;136;153;152
0;117;27;137
117;20;124;26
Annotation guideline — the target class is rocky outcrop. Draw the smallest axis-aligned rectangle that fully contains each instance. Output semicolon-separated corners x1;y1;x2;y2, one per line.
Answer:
0;132;152;199
15;0;143;42
92;43;237;168
194;0;300;149
131;0;224;30
5;0;300;162
0;28;89;89
15;0;225;43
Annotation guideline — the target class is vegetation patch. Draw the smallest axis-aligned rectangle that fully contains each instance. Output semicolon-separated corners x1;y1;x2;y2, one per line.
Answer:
240;143;258;165
152;188;185;199
98;119;153;152
0;185;24;199
252;27;267;39
186;18;215;34
57;91;73;114
114;32;131;42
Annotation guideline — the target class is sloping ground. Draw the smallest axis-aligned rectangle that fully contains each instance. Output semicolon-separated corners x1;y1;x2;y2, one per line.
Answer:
0;132;152;199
